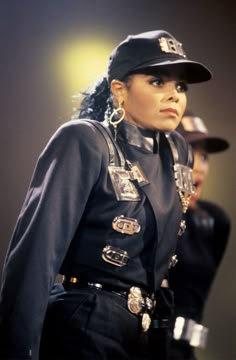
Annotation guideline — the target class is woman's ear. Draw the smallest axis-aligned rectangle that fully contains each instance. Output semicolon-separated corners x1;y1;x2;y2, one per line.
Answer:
110;79;127;107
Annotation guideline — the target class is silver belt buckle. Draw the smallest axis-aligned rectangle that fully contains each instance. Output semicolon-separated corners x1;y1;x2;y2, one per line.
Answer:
127;286;153;332
127;287;143;314
141;313;151;332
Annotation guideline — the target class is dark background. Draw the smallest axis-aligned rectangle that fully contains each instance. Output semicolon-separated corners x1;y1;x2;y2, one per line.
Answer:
0;1;235;359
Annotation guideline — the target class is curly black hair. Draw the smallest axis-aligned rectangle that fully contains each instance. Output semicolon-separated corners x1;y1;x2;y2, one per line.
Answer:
78;77;113;122
77;74;132;122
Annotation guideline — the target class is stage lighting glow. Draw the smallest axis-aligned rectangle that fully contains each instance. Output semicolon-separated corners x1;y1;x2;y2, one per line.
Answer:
55;36;114;96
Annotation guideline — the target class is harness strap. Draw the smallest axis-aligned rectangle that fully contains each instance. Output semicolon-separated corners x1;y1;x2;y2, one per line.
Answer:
88;120;126;167
165;132;179;164
165;132;193;167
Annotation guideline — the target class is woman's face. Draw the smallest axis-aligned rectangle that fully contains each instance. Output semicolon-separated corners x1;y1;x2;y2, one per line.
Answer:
121;72;188;132
191;147;209;206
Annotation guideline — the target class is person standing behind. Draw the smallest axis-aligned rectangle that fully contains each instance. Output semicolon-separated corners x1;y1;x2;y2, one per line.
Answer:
169;111;231;360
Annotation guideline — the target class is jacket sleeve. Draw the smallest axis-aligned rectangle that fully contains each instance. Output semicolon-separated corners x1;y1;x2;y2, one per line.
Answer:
0;120;104;359
200;200;231;266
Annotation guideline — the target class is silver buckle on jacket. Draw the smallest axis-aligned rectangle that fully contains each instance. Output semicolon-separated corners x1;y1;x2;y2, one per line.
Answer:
178;219;186;236
168;254;178;269
174;164;194;194
112;215;141;235
102;245;129;267
127;286;155;332
173;316;209;349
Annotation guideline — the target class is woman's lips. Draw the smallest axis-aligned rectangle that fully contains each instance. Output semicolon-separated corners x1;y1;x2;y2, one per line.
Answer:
160;108;179;116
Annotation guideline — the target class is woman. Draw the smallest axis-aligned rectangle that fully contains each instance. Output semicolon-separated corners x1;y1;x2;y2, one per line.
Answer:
0;30;211;360
169;111;231;360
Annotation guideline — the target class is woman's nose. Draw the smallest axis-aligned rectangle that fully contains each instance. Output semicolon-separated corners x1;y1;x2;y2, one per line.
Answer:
166;86;179;102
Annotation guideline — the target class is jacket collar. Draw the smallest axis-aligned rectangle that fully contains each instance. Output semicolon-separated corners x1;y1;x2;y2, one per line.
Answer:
117;121;160;153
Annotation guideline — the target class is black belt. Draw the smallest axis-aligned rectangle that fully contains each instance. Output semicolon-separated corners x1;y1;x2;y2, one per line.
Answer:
62;275;155;332
62;276;128;297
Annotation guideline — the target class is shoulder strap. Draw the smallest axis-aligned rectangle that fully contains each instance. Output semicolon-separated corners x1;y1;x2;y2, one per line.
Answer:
165;132;193;167
165;132;179;165
187;144;193;167
86;120;126;167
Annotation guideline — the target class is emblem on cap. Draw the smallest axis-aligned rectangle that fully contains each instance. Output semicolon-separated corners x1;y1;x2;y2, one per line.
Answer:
159;37;186;58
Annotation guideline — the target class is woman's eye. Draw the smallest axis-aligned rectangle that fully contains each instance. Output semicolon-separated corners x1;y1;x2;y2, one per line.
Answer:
201;153;208;162
176;82;188;93
151;78;164;87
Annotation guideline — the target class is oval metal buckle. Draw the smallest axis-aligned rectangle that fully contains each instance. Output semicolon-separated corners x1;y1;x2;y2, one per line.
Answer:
112;215;141;235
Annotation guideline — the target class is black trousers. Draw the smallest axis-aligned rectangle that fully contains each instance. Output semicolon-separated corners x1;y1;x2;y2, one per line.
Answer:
39;285;166;360
168;340;197;360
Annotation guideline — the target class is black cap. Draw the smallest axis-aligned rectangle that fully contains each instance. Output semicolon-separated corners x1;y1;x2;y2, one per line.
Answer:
176;111;229;153
108;30;212;84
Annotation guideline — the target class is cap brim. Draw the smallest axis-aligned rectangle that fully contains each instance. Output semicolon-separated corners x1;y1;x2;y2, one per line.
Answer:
183;132;229;153
134;59;212;84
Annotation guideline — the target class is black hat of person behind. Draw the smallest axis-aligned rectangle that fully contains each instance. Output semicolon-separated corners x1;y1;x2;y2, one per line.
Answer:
176;110;229;153
108;30;212;84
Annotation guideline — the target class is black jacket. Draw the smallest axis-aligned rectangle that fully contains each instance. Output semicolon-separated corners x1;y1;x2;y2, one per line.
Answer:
0;119;192;359
169;199;231;323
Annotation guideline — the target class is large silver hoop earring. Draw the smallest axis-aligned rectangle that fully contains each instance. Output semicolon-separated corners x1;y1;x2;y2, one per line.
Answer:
108;105;125;128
